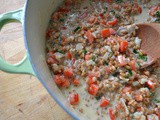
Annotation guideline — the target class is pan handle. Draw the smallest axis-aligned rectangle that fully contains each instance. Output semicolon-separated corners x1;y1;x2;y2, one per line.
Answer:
0;8;35;76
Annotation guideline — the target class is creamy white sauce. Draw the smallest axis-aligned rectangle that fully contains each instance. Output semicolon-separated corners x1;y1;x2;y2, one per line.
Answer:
57;1;160;120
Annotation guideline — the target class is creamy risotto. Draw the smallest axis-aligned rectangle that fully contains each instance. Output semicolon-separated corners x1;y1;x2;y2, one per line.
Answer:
46;0;160;120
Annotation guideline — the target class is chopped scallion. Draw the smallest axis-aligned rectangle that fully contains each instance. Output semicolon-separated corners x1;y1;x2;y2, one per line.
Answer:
138;55;147;61
92;55;97;61
95;95;102;100
112;71;119;77
155;98;160;103
74;52;79;59
57;50;65;54
82;49;87;54
133;49;139;54
110;10;115;15
115;0;123;3
103;61;108;65
59;18;64;22
156;11;160;17
115;14;121;20
74;26;81;32
128;69;133;76
133;49;147;61
58;36;62;44
155;18;160;23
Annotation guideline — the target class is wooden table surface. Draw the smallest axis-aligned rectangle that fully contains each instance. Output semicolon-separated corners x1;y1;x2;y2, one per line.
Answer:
0;0;73;120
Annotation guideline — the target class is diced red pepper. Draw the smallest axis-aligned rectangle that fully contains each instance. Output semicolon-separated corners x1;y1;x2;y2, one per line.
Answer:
101;28;111;38
99;13;105;19
106;0;113;3
47;53;59;65
122;86;132;93
135;94;143;102
47;57;55;64
67;52;72;60
116;103;123;110
107;19;118;26
54;75;70;87
72;78;81;86
116;36;123;42
88;84;99;96
86;30;94;44
61;27;67;30
52;12;60;20
54;75;63;86
71;58;75;63
146;80;155;89
87;16;97;24
69;93;79;105
136;107;141;112
133;3;142;14
100;97;110;107
46;29;53;38
158;113;160;120
119;40;128;52
51;55;59;62
62;37;66;42
65;0;73;6
87;76;96;85
64;68;74;77
85;54;91;60
48;51;54;55
101;20;106;25
124;3;129;8
61;77;70;87
131;60;136;71
88;72;99;78
108;108;115;120
106;66;111;74
109;28;115;35
58;8;70;13
137;6;142;14
149;6;159;16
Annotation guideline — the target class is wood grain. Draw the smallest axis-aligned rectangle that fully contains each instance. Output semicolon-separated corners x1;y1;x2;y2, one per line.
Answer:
0;0;73;120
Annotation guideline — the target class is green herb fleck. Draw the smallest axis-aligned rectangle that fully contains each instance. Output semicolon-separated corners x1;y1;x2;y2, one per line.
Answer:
82;49;87;54
59;18;64;22
150;92;155;97
92;55;98;62
104;7;108;13
115;0;123;3
92;55;97;61
156;11;160;17
133;49;147;61
106;7;108;11
154;18;160;23
155;98;160;103
115;14;121;20
133;49;139;54
74;52;79;59
112;71;119;77
58;36;62;44
110;10;115;15
103;61;108;65
128;69;133;76
138;55;147;61
95;95;102;100
57;50;65;54
74;26;81;32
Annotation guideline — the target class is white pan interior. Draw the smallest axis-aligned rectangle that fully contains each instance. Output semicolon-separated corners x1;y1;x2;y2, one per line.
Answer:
24;0;81;119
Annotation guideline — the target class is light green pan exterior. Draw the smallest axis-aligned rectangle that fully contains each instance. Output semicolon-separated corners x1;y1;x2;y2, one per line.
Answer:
0;9;35;76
